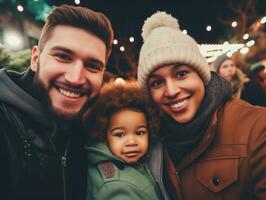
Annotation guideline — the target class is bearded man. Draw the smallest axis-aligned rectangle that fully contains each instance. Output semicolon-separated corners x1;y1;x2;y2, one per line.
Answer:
0;4;114;200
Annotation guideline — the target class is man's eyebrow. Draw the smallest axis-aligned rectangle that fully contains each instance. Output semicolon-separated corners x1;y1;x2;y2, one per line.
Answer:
50;46;74;54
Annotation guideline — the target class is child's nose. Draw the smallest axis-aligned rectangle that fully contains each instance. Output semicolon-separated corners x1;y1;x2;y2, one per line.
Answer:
126;135;137;146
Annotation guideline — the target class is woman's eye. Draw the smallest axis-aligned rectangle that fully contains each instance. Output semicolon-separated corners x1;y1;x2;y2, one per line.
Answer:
176;70;188;78
149;79;162;88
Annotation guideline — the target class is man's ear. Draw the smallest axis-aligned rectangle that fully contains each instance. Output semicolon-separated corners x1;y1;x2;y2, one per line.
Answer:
31;46;39;72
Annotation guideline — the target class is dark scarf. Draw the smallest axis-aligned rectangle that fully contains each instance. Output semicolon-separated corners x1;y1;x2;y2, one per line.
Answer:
161;72;232;165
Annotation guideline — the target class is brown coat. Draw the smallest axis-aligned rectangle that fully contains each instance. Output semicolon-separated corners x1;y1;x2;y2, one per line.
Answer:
153;98;266;200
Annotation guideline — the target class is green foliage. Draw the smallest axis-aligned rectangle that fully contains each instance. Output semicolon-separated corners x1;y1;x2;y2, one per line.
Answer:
0;45;31;72
0;44;10;68
8;48;31;72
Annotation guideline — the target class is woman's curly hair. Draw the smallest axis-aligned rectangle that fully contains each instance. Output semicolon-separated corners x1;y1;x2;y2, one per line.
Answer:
84;80;159;143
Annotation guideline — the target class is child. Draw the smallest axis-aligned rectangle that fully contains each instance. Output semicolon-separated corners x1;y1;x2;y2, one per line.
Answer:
84;80;162;200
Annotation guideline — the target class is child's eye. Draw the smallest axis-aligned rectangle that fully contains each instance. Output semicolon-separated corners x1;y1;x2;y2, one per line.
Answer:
136;130;147;136
113;132;125;138
175;70;188;78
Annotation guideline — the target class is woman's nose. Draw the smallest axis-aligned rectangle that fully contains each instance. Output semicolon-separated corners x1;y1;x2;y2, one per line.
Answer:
164;81;181;97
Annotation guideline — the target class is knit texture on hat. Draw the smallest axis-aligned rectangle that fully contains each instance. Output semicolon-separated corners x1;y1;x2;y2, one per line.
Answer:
213;53;231;72
138;11;211;87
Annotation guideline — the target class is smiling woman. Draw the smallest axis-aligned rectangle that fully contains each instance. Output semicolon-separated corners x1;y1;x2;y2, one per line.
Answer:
148;64;205;123
138;11;266;200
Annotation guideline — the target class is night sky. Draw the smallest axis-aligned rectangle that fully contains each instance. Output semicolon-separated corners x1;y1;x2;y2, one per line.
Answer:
45;0;265;76
48;0;265;44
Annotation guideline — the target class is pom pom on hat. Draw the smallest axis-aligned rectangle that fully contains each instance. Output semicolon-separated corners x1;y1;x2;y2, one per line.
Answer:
138;11;211;88
141;11;180;42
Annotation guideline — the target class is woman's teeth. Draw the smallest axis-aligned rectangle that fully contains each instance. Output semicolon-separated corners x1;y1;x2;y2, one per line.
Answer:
170;99;187;109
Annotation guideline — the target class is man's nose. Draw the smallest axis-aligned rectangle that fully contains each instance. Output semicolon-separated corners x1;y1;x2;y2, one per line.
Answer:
64;61;86;85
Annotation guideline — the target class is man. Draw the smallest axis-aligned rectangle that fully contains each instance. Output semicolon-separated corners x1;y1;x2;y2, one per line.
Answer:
241;62;266;106
0;4;114;200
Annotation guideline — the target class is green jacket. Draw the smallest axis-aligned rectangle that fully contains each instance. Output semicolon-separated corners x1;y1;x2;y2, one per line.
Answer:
85;143;162;200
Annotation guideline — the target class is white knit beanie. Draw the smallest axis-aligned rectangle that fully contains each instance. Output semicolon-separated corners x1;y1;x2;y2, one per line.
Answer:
138;11;211;87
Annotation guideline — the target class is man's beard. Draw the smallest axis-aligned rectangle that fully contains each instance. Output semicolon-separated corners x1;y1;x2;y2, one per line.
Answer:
32;67;99;124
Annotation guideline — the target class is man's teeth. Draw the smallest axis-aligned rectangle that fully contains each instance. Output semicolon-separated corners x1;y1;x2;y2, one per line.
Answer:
58;88;81;98
170;100;187;109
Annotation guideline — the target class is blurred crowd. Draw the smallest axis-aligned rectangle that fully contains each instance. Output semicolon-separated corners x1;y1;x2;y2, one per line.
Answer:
212;54;266;107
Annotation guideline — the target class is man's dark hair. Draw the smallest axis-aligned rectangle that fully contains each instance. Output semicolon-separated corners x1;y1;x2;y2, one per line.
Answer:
38;4;114;59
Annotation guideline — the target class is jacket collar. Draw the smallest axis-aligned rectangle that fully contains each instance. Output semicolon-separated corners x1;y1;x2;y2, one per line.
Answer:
175;107;221;171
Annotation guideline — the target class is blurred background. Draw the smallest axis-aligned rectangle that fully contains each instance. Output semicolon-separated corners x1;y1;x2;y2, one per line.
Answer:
0;0;265;80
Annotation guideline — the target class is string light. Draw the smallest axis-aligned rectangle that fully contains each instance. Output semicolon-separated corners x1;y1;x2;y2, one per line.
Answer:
206;25;212;31
240;47;249;54
120;46;125;52
129;37;134;42
4;30;24;50
10;2;264;60
115;77;125;84
199;43;245;63
246;40;255;47
74;0;80;5
17;5;24;12
260;16;266;24
226;52;233;57
231;21;237;27
113;39;118;45
243;33;249;40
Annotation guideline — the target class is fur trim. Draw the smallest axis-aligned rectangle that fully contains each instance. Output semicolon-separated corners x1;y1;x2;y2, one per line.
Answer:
141;11;180;42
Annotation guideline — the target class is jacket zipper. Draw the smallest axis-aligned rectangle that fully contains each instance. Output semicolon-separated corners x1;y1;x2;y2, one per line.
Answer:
61;139;70;200
175;170;185;200
175;171;182;183
144;161;164;198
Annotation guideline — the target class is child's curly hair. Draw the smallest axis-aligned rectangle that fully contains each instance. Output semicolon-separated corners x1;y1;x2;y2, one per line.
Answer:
85;80;159;143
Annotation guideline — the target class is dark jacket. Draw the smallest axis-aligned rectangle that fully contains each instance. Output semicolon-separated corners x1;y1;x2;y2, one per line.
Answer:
85;143;162;200
149;99;266;200
241;80;266;107
0;69;87;200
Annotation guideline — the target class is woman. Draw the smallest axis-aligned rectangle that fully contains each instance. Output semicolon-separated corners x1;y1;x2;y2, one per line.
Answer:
137;11;266;200
213;54;249;98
